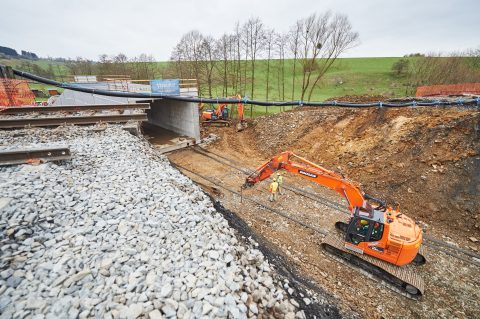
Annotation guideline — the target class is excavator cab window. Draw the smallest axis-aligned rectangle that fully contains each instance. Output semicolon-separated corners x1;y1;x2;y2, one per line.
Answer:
370;222;384;241
346;218;384;244
347;218;370;244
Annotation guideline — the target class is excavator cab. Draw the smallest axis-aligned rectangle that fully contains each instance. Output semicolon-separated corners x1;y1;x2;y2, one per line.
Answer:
345;213;385;247
202;105;229;121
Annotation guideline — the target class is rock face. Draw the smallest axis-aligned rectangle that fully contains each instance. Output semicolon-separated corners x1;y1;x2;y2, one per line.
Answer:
0;126;298;318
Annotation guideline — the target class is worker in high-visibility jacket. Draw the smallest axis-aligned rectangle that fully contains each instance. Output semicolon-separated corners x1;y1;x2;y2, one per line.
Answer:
276;172;284;195
269;178;279;202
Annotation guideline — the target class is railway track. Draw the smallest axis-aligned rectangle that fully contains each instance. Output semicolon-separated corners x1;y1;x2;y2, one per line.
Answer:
177;145;480;268
0;114;148;129
0;103;150;114
0;103;149;129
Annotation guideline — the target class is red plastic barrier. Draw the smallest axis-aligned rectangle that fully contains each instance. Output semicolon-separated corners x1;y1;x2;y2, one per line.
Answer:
416;83;480;97
0;79;36;106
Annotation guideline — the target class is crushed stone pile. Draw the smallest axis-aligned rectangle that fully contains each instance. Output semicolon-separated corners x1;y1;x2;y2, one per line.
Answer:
0;126;301;319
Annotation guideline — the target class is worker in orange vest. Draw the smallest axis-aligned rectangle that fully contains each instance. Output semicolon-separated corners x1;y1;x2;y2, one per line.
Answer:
276;172;284;195
269;178;279;202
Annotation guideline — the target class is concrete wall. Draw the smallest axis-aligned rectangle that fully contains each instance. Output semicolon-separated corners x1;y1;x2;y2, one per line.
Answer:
147;99;200;142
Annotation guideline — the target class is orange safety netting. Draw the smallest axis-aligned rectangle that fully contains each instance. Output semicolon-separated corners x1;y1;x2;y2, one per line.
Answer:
416;83;480;97
0;79;36;107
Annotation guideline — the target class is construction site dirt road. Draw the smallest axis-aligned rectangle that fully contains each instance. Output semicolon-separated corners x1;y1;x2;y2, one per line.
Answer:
168;105;480;319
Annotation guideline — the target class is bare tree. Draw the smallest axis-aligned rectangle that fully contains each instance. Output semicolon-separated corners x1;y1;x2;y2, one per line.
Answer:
199;36;217;97
234;22;242;94
295;12;358;101
241;22;250;95
113;53;128;77
243;17;265;98
165;13;359;102
289;21;302;100
264;29;275;100
408;51;480;93
217;34;230;96
306;14;359;101
75;57;95;75
170;30;205;94
276;33;288;102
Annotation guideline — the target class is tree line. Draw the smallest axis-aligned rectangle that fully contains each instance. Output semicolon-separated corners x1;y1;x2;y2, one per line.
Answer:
0;45;39;59
391;49;480;94
12;53;163;83
168;12;359;100
64;53;160;81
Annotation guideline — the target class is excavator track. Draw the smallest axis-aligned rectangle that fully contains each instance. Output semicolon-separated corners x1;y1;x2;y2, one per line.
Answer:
321;234;425;300
201;120;230;127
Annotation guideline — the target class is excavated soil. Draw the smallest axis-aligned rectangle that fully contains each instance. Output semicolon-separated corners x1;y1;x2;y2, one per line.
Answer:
209;106;480;245
169;105;480;319
325;95;391;103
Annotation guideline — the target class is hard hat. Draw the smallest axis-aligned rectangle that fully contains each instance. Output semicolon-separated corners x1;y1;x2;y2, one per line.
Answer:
273;178;277;182
276;173;280;176
360;220;368;226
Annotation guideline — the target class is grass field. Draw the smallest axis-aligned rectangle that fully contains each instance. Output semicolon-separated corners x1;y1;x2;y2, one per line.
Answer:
197;57;411;117
208;57;411;101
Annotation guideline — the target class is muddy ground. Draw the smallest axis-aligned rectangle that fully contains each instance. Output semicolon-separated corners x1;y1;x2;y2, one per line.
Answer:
168;105;479;318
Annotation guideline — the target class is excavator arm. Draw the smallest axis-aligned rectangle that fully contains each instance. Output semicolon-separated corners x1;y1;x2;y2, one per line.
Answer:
215;104;226;117
244;151;369;212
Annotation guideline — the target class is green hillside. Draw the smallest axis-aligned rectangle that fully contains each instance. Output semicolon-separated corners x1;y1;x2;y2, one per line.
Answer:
200;57;411;116
213;57;410;102
1;56;411;108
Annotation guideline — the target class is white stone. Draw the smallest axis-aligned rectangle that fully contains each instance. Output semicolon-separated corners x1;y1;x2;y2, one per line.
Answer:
0;127;295;319
118;221;128;235
148;309;164;319
146;271;156;286
126;303;143;319
159;284;173;298
0;197;12;210
63;269;91;287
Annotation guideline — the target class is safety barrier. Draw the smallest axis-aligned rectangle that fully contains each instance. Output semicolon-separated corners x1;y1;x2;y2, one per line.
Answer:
416;83;480;97
0;79;36;106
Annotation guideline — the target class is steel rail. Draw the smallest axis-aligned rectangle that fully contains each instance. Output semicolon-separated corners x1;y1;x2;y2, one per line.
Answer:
182;147;480;266
0;147;71;166
0;114;147;129
172;162;328;236
0;103;150;114
190;146;348;212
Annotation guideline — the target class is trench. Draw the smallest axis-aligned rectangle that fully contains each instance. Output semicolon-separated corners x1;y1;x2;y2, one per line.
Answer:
211;198;349;319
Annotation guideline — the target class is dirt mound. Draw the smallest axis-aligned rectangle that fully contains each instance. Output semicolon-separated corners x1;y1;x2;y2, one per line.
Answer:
325;94;391;103
242;106;479;243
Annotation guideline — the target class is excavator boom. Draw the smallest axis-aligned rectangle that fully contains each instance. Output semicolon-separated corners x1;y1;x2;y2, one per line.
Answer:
245;151;366;212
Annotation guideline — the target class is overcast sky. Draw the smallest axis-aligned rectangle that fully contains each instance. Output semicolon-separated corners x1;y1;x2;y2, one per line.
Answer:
1;0;478;61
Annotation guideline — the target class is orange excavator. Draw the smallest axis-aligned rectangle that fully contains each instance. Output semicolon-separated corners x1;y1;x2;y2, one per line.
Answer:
244;151;426;299
201;95;246;131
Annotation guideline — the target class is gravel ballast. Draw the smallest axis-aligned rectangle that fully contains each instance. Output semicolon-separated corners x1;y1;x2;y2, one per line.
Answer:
0;126;302;319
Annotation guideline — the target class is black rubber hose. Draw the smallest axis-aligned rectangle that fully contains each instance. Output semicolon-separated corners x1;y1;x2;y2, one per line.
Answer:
10;67;480;108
